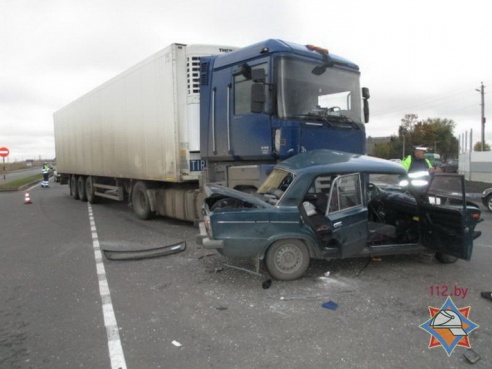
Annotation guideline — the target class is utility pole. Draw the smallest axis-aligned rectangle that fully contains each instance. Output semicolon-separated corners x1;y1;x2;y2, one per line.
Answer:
476;82;486;151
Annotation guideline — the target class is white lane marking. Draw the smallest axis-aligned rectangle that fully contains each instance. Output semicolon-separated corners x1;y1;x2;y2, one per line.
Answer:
88;204;127;369
476;243;492;248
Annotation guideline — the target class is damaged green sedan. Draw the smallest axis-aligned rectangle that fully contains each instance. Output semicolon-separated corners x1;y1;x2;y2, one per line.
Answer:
196;150;482;281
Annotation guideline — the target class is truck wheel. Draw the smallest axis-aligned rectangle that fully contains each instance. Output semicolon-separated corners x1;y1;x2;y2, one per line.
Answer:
435;252;458;264
77;176;88;202
70;175;79;200
85;176;98;204
265;239;309;281
132;181;154;219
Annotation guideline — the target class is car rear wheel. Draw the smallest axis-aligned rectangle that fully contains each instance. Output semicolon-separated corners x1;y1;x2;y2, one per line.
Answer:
265;239;309;281
435;252;458;264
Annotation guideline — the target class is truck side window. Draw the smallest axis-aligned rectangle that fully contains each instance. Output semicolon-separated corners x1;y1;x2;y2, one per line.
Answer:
234;63;268;115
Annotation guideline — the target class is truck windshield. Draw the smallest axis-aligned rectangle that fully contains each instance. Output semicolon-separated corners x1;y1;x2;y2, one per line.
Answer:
276;57;362;125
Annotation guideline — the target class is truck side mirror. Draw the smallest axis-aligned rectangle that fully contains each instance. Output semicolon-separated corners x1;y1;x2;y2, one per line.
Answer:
251;83;266;113
362;87;370;123
233;63;251;79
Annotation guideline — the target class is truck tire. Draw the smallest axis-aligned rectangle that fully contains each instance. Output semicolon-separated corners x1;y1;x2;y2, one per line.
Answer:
85;176;98;204
265;239;310;281
70;175;79;200
77;176;88;202
132;181;155;220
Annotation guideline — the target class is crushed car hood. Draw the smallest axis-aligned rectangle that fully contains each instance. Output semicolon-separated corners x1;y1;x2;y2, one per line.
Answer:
203;183;273;209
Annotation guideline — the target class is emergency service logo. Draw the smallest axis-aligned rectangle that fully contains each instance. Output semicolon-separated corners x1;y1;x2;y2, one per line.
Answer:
419;296;479;356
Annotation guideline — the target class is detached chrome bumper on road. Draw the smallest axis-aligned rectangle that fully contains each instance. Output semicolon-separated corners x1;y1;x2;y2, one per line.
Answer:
196;222;224;249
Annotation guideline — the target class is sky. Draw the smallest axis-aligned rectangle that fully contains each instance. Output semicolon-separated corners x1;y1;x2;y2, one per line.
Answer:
0;0;490;161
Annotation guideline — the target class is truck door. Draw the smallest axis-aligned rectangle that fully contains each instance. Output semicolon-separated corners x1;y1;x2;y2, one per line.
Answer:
326;173;368;258
418;174;475;260
229;62;272;160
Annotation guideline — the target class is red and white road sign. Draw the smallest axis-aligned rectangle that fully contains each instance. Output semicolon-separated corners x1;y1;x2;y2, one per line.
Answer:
0;147;9;158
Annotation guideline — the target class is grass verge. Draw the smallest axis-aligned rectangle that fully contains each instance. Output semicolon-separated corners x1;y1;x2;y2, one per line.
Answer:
0;174;42;191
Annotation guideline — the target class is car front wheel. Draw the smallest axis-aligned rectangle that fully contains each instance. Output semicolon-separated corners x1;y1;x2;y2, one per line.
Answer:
265;239;309;281
435;252;458;264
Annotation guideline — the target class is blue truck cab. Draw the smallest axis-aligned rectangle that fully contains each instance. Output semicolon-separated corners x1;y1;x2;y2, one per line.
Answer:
199;40;369;190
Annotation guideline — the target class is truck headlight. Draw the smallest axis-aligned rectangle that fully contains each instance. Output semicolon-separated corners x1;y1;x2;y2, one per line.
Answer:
274;129;281;153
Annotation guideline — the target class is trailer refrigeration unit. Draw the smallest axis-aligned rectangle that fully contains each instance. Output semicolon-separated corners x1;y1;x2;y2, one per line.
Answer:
54;40;370;222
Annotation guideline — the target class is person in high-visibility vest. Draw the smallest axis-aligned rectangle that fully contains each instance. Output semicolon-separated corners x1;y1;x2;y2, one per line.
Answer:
401;145;440;191
41;163;50;188
401;145;433;173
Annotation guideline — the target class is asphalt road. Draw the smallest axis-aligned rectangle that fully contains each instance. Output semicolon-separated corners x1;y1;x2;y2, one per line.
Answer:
1;181;491;369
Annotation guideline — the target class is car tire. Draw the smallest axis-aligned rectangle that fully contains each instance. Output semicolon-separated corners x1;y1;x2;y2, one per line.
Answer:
486;194;492;212
265;239;310;281
435;252;458;264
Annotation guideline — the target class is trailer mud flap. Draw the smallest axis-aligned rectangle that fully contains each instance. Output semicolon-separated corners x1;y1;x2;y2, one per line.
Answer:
103;241;186;261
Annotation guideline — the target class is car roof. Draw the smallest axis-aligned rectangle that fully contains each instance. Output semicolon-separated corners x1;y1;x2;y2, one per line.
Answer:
276;149;407;176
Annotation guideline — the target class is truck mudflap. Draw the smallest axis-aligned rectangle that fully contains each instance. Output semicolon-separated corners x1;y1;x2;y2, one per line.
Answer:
102;241;186;261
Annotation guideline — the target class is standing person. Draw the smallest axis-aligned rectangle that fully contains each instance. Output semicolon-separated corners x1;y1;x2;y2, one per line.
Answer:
41;162;50;188
401;145;440;191
401;145;433;173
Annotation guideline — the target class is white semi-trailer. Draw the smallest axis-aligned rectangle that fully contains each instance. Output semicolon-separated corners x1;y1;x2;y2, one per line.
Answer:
54;43;235;221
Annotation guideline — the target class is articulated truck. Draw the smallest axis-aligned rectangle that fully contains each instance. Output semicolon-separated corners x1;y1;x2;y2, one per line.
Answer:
54;39;370;222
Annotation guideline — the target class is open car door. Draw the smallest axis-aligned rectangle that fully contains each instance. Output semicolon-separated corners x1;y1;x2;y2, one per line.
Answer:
327;173;368;258
418;174;476;260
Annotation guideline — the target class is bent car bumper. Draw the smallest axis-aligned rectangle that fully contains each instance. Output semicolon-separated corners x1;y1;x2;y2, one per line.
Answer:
196;222;224;249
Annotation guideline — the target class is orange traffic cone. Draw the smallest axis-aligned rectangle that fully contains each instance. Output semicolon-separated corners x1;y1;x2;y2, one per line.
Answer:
24;193;32;204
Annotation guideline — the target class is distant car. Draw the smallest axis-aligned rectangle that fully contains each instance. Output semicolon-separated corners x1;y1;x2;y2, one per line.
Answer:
482;188;492;212
441;159;459;173
197;150;482;281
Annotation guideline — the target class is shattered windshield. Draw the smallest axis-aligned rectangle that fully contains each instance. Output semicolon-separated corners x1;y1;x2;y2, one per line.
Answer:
257;168;294;194
276;57;362;125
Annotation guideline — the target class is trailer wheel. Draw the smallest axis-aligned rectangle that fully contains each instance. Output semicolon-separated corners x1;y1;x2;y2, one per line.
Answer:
265;239;309;281
70;175;79;200
85;176;98;204
132;181;154;219
77;176;88;202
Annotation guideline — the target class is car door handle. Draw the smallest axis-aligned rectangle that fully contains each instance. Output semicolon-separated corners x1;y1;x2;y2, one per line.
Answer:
333;221;342;228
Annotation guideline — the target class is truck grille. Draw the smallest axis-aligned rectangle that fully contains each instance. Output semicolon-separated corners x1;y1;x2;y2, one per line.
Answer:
200;62;209;86
187;56;201;95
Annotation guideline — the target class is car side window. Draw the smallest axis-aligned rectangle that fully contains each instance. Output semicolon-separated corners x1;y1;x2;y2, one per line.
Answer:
328;173;362;213
304;175;332;215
